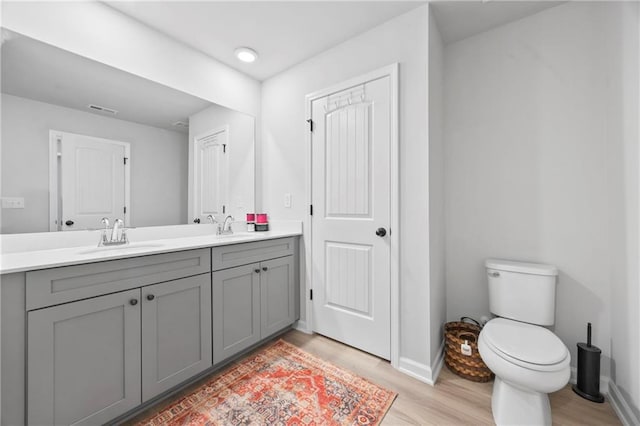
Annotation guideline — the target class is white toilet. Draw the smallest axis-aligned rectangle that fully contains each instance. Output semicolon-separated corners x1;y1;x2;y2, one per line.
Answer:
478;259;570;426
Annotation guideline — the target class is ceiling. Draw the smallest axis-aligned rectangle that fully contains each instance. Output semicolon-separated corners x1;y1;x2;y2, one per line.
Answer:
106;1;566;80
430;1;563;45
104;1;426;81
1;30;212;133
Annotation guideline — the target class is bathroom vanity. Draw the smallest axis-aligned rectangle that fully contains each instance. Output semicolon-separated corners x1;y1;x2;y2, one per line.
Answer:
0;230;300;426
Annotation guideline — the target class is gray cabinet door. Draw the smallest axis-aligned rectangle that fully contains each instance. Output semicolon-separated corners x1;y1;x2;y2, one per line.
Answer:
260;256;295;338
212;264;260;364
28;289;141;426
141;274;212;402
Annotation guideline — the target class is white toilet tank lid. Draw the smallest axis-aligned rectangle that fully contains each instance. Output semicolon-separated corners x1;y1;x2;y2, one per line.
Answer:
482;318;568;366
485;258;558;276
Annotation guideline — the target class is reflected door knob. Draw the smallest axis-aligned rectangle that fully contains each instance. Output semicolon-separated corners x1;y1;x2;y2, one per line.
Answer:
193;218;201;224
375;227;387;237
65;220;74;226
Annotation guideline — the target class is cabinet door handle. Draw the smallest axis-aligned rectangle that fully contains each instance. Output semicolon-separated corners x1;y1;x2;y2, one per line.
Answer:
262;266;268;271
146;294;155;301
254;268;260;274
129;299;138;306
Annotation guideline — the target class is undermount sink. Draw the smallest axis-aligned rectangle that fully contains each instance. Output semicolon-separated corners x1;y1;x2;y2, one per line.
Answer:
78;243;165;255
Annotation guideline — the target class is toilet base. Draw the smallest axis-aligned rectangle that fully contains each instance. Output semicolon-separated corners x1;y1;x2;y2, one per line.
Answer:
492;376;552;426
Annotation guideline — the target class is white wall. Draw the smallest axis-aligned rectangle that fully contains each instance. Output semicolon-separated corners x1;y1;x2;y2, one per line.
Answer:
188;104;256;222
444;2;625;377
262;5;433;379
608;2;640;423
1;94;188;233
428;8;446;373
0;1;260;117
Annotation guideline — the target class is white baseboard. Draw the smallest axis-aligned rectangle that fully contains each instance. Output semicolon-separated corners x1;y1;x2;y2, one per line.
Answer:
398;343;444;386
293;320;312;334
608;380;640;426
430;341;445;384
398;357;434;385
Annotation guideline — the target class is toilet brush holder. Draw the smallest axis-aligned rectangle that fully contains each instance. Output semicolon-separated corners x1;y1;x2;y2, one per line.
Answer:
572;323;604;403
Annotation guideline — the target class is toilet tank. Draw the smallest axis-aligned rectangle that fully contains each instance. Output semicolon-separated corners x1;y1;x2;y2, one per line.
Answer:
486;259;559;326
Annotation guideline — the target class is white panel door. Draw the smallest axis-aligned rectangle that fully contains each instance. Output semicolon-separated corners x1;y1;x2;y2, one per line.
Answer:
311;76;392;360
59;131;128;230
193;126;228;223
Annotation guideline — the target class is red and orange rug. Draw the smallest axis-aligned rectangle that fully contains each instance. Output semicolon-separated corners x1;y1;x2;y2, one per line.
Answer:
137;339;397;425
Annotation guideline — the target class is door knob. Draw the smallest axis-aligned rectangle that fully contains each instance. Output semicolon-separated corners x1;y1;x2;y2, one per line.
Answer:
254;269;260;274
193;218;201;224
129;299;138;306
65;220;74;226
146;294;155;301
375;227;387;237
262;266;268;271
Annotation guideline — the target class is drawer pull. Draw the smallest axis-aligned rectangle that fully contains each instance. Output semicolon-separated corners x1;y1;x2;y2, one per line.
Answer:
129;299;138;306
146;294;155;301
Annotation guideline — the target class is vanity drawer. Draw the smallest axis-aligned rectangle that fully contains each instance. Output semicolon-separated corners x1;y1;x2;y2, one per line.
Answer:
26;249;210;310
212;237;295;271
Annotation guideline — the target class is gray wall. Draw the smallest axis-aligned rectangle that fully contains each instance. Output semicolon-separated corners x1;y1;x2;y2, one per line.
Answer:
428;8;446;370
261;6;433;377
444;2;629;378
1;94;188;233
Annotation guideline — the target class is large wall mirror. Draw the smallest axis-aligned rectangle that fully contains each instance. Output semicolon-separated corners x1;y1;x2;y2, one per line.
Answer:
0;29;255;234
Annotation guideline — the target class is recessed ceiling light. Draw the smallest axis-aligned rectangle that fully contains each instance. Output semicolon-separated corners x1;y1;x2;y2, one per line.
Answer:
234;47;258;63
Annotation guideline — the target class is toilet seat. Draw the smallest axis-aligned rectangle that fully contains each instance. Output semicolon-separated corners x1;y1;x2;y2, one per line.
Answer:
481;318;569;372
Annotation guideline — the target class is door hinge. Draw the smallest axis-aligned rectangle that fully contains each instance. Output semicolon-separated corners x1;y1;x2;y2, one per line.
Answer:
306;118;314;132
124;157;128;165
310;204;313;216
123;206;127;214
310;289;313;300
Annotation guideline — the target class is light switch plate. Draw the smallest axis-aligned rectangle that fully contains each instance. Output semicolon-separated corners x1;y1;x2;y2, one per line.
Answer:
284;193;292;208
2;197;25;209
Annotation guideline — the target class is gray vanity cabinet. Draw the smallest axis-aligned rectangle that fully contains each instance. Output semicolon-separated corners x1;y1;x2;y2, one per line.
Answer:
141;274;212;402
212;241;296;364
260;256;296;337
212;263;261;364
27;289;142;426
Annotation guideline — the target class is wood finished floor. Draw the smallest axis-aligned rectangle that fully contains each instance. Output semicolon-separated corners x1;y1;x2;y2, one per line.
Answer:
127;329;621;425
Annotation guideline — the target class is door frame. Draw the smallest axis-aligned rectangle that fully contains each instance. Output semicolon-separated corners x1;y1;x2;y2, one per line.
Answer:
304;63;399;367
48;130;131;231
190;125;230;222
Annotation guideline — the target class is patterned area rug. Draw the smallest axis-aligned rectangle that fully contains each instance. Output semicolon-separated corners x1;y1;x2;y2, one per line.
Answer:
138;339;397;425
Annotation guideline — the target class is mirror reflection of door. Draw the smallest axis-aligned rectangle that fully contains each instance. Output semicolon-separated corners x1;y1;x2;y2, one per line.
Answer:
192;126;229;223
49;130;130;231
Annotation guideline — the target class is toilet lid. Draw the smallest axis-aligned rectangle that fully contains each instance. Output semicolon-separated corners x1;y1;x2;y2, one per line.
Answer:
482;318;568;366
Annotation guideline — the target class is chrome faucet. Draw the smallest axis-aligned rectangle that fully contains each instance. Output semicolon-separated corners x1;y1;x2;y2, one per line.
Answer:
99;217;129;246
221;215;234;235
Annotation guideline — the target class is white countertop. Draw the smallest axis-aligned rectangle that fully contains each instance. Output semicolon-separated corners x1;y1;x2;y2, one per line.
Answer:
0;224;302;274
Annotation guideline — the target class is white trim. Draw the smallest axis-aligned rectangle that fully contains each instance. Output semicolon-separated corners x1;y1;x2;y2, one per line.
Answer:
430;341;446;384
191;125;230;221
398;357;436;385
49;130;131;230
293;320;312;334
608;380;640;426
304;63;400;367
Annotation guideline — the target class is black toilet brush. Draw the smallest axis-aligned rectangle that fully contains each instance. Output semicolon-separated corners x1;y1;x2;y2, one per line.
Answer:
572;323;605;403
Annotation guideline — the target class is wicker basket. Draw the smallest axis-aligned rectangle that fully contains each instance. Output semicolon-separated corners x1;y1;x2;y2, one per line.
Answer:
444;319;494;383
